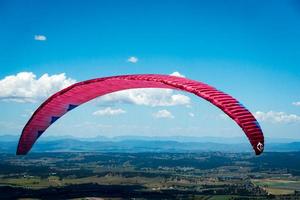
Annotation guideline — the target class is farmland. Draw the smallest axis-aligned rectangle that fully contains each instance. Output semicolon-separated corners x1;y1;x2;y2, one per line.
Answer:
0;152;300;199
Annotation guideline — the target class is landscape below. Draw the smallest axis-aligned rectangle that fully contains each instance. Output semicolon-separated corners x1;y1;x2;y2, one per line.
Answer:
0;136;300;199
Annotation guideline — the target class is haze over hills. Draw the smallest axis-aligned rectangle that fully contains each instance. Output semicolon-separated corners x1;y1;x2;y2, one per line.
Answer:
2;134;299;143
1;134;300;154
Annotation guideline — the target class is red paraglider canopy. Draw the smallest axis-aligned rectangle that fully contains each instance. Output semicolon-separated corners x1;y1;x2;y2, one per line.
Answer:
17;74;264;155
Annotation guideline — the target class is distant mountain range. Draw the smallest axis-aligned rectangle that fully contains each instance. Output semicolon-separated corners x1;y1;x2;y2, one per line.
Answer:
1;134;300;154
2;134;299;143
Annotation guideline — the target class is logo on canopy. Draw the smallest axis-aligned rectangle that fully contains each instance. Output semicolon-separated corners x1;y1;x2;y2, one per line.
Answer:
257;142;264;152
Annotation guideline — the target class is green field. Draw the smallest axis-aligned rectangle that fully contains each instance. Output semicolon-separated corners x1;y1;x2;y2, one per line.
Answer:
252;178;300;195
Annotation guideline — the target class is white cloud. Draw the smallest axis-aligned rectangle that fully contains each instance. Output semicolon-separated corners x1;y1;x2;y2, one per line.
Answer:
153;109;174;119
93;107;126;116
127;56;138;63
188;112;195;117
170;71;185;78
34;35;47;41
0;72;76;103
254;111;300;123
96;72;190;107
292;102;300;106
98;88;190;107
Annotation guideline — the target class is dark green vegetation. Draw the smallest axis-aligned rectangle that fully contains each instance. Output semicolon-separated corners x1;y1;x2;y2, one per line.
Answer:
0;152;300;199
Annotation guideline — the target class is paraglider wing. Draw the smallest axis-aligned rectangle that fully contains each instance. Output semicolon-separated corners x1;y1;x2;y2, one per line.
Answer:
17;74;264;155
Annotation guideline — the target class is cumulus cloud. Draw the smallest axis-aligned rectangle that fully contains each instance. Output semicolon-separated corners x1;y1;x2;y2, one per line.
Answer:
34;35;47;41
153;109;174;119
254;111;300;123
127;56;138;63
292;102;300;106
97;72;190;107
93;107;126;116
170;71;185;78
98;88;190;107
0;72;76;103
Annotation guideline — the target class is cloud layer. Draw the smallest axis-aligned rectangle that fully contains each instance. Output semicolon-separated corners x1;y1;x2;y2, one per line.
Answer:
98;88;190;107
1;71;189;107
93;107;126;116
254;111;300;123
0;72;76;102
153;109;174;119
97;72;190;107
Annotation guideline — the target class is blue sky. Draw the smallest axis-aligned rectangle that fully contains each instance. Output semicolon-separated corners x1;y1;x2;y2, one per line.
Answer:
0;0;300;140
